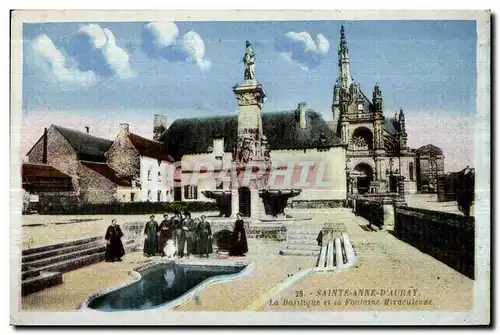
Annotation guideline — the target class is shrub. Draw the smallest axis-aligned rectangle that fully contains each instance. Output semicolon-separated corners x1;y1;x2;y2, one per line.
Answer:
38;201;218;215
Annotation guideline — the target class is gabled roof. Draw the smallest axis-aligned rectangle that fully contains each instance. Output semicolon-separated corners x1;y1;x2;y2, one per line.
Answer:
416;144;443;156
53;125;113;161
126;132;173;162
163;109;344;158
22;163;74;192
80;161;132;186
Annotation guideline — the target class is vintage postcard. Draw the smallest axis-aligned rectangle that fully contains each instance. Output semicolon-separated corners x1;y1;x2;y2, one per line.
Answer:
10;10;490;325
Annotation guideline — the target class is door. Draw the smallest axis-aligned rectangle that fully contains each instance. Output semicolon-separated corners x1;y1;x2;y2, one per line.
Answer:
238;187;251;217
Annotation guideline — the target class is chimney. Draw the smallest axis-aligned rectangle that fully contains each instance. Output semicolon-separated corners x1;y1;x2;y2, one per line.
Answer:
120;123;130;134
85;126;89;134
153;114;168;141
42;127;48;164
296;102;307;129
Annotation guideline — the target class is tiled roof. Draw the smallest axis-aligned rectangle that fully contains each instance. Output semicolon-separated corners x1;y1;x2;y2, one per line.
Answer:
127;133;173;162
80;161;132;186
22;163;74;192
54;125;113;162
163;110;344;158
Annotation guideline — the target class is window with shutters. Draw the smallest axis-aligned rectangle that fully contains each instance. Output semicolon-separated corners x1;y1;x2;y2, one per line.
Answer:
184;185;198;199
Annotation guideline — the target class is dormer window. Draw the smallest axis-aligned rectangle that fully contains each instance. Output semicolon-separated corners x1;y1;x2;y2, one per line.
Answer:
357;103;363;112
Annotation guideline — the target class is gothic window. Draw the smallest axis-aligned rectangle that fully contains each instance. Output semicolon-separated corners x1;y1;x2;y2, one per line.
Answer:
158;171;161;183
409;163;414;181
147;170;152;181
157;190;162;202
353;136;368;148
351;127;373;150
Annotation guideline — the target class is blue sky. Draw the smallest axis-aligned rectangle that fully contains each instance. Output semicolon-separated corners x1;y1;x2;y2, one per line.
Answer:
21;20;477;171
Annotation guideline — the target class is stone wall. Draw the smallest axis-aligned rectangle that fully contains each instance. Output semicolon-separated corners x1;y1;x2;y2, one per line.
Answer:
106;133;140;178
78;164;118;204
394;205;474;279
28;126;81;192
291;199;345;209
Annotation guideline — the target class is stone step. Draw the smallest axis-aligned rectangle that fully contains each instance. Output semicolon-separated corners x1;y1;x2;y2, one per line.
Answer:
22;236;103;256
286;243;321;251
24;252;105;278
22;240;103;264
287;233;319;240
22;244;105;272
279;249;319;256
287;227;323;234
21;271;63;296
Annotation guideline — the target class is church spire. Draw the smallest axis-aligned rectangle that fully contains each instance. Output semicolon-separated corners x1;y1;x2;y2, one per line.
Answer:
338;25;352;89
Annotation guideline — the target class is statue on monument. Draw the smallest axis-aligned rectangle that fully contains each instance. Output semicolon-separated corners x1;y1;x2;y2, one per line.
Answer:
243;41;256;81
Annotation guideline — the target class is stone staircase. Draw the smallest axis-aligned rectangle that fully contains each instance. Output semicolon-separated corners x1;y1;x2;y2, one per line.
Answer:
21;236;139;296
279;222;323;256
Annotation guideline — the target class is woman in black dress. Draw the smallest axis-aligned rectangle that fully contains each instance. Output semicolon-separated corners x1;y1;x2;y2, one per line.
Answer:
229;213;248;256
105;219;125;262
158;213;171;256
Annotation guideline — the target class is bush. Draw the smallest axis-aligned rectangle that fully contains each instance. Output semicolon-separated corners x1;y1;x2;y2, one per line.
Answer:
38;201;218;215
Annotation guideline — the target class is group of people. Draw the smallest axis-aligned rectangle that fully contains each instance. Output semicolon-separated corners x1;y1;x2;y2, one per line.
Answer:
143;211;213;258
103;212;249;262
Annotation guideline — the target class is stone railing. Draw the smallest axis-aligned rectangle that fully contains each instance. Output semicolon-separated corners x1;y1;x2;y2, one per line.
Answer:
291;199;346;209
354;198;384;229
394;206;474;279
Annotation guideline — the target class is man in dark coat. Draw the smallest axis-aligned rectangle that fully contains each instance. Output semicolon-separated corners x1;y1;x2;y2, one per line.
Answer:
143;215;159;257
158;214;171;256
105;219;125;262
196;215;213;257
170;211;186;258
183;211;197;257
229;213;248;256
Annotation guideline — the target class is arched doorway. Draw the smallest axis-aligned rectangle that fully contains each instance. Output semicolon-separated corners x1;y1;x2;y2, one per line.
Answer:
352;163;374;194
238;187;251;217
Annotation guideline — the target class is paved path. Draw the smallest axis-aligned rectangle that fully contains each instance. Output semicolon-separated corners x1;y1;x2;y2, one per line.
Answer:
20;208;473;312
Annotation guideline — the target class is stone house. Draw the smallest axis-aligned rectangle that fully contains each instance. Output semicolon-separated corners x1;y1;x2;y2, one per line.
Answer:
105;123;175;203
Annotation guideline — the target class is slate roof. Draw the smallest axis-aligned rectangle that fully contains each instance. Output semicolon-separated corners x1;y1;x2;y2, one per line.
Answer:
80;161;132;186
53;125;113;162
127;132;173;162
382;117;401;136
163;110;344;158
22;163;74;192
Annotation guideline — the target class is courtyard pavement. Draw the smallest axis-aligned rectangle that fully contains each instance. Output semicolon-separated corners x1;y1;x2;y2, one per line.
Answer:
20;205;473;312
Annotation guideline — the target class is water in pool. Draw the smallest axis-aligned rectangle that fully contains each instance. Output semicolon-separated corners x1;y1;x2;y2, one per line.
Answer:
87;263;246;311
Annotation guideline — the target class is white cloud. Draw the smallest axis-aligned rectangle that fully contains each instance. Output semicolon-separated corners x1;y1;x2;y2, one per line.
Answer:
141;21;211;71
72;24;135;79
29;25;134;87
30;34;96;87
275;31;330;70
